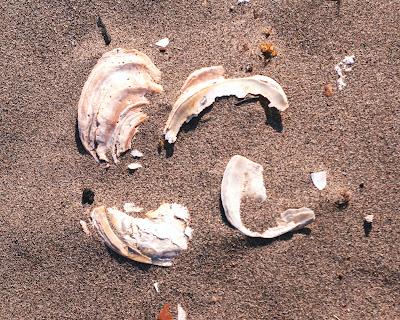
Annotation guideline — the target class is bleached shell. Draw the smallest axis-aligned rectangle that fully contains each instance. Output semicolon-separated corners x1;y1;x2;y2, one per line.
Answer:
155;37;170;48
364;214;374;223
91;203;192;266
130;149;144;158
163;66;289;143
311;171;327;190
78;48;163;163
127;162;142;170
177;304;187;320
221;155;315;238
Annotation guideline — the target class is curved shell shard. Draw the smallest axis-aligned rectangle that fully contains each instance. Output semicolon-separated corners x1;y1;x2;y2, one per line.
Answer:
78;48;163;163
221;155;315;238
164;66;288;143
91;203;191;267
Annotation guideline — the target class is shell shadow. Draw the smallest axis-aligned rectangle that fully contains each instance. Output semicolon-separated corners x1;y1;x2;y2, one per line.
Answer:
180;103;215;133
233;95;284;132
105;247;153;271
75;118;87;155
244;227;311;247
259;97;283;133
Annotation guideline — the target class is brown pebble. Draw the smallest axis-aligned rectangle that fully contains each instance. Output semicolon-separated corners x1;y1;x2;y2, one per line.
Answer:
253;9;260;19
262;27;272;38
336;190;352;210
260;42;278;58
241;43;250;52
211;296;221;303
157;138;165;154
324;83;334;97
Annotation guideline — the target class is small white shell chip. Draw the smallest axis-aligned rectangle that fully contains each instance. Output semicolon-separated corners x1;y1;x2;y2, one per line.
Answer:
311;171;327;190
127;162;142;170
155;37;170;49
177;304;187;320
130;149;144;158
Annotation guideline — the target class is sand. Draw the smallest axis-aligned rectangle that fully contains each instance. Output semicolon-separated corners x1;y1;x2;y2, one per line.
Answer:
1;0;399;319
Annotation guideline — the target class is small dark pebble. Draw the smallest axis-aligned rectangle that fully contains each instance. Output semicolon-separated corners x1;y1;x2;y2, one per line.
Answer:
96;16;111;45
82;188;95;205
359;183;364;189
245;64;253;72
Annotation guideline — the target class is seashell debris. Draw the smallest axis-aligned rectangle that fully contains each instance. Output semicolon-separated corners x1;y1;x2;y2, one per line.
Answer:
80;220;91;235
163;66;289;143
335;55;355;90
364;214;374;223
127;162;142;171
155;37;170;49
130;149;144;158
153;282;160;293
311;171;327;190
123;202;144;213
221;155;315;238
91;203;192;266
77;48;163;163
177;304;187;320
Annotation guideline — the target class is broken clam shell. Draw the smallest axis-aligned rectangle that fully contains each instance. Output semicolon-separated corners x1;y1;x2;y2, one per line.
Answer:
78;48;163;163
91;203;192;266
221;155;315;238
163;66;289;143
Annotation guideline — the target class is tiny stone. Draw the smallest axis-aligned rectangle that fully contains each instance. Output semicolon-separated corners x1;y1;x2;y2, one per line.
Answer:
82;188;95;205
245;64;253;72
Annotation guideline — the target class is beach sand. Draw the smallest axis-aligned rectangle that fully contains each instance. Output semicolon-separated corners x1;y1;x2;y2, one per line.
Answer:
0;0;399;319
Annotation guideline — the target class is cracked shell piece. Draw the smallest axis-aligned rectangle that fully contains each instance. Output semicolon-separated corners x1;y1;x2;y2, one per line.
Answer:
91;203;192;266
221;155;315;238
163;66;289;143
78;48;163;163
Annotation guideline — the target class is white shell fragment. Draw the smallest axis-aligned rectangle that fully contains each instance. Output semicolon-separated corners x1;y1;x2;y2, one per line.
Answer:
221;155;315;238
123;202;144;213
127;162;142;171
78;48;163;163
155;37;170;49
80;220;91;235
130;149;144;158
163;66;289;143
177;304;187;320
91;203;192;266
238;0;250;3
311;171;327;190
335;55;355;90
364;214;374;223
153;282;160;293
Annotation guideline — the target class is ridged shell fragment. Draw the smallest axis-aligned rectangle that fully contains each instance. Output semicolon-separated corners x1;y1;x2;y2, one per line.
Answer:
221;155;315;238
163;66;289;143
78;48;163;163
91;203;192;266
